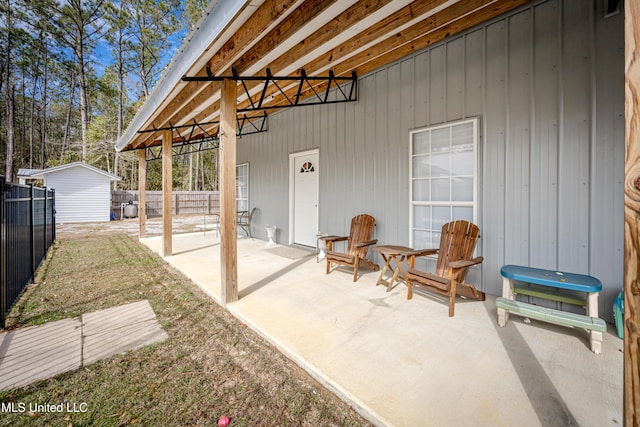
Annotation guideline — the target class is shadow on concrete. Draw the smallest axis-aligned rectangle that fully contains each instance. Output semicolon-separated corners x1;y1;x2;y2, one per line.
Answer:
486;303;579;426
173;243;220;256
240;256;313;298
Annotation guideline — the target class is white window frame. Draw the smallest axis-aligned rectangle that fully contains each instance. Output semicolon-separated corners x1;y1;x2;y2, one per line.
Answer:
236;162;249;212
409;117;479;249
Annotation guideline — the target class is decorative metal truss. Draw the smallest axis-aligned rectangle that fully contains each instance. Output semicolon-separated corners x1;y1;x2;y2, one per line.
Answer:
140;113;268;161
182;68;358;112
139;68;357;159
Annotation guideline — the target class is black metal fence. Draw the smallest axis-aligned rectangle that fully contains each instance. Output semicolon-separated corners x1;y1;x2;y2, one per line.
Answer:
0;176;55;328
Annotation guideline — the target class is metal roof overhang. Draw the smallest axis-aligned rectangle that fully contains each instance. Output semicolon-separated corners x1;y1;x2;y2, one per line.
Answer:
115;0;533;153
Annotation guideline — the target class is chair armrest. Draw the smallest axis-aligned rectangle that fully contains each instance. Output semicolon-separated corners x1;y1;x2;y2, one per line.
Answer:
324;236;348;243
354;239;378;248
448;256;484;270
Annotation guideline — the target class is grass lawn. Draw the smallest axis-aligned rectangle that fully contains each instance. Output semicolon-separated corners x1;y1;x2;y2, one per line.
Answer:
0;229;372;427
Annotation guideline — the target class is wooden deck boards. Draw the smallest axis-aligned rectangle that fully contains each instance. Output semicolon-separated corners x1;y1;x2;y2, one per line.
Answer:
0;300;167;391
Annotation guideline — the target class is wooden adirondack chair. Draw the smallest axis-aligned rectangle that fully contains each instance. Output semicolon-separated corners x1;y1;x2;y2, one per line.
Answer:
406;220;485;317
325;214;380;282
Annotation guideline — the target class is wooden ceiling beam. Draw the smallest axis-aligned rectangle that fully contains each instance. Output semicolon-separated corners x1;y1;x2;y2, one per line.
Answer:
304;0;459;74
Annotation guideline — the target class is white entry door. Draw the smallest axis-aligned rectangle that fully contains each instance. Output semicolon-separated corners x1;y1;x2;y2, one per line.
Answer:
290;150;319;247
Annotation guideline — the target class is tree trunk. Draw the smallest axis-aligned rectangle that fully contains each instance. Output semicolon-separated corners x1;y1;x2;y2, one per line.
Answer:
29;73;37;168
6;85;15;181
40;37;48;169
195;149;200;191
62;71;76;160
20;66;26;156
4;0;13;181
77;36;89;161
189;152;193;191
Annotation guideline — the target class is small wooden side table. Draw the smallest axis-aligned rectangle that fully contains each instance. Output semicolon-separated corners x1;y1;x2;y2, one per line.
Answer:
373;245;416;291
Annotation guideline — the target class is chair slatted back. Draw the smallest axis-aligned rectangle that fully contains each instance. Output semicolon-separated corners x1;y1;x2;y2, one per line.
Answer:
435;220;480;283
348;214;376;257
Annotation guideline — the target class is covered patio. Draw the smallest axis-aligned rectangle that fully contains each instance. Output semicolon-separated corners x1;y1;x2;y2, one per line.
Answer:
141;232;622;426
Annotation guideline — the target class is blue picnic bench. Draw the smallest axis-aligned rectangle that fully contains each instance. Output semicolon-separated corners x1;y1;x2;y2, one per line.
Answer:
496;265;606;354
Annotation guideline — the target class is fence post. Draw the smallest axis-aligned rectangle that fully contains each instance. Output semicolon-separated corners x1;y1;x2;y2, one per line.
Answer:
30;183;35;277
51;189;55;243
0;175;7;327
43;186;47;256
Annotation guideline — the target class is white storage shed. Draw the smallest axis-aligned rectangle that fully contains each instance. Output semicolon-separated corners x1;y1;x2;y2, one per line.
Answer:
19;162;121;224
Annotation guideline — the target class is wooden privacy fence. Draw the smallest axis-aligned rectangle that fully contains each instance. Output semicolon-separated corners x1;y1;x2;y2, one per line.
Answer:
1;176;56;328
112;191;220;218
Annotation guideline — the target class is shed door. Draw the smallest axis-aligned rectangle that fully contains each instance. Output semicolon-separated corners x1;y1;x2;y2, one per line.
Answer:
291;150;319;247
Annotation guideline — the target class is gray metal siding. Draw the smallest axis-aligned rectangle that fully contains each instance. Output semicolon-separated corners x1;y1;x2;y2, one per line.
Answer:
237;0;624;319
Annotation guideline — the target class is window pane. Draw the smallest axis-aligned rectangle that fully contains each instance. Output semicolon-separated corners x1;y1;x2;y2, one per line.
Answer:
432;206;451;231
431;127;450;152
413;230;432;249
453;206;473;222
452;122;473;147
413;131;430;154
431;178;450;201
450;150;473;176
412;179;430;201
452;177;473;201
429;153;450;177
412;155;430;178
413;205;431;229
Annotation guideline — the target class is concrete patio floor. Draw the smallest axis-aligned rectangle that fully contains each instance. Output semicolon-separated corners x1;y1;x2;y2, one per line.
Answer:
142;231;623;427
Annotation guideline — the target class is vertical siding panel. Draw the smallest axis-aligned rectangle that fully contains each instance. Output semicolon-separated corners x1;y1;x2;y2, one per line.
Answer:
483;21;507;295
530;0;560;269
341;101;356;233
446;37;465;121
278;112;289;241
330;102;346;235
387;62;403;243
375;70;388;238
558;0;591;272
321;103;332;235
414;52;429;127
363;75;376;216
400;58;415;245
505;9;532;265
429;45;446;124
464;29;484;117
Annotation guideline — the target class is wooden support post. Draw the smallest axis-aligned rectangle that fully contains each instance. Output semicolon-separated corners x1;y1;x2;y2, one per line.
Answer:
162;129;173;257
625;0;640;423
138;148;147;239
219;77;238;304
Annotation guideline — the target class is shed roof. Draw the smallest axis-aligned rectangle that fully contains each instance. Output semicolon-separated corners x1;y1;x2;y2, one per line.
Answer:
23;162;121;181
17;168;43;178
116;0;530;153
